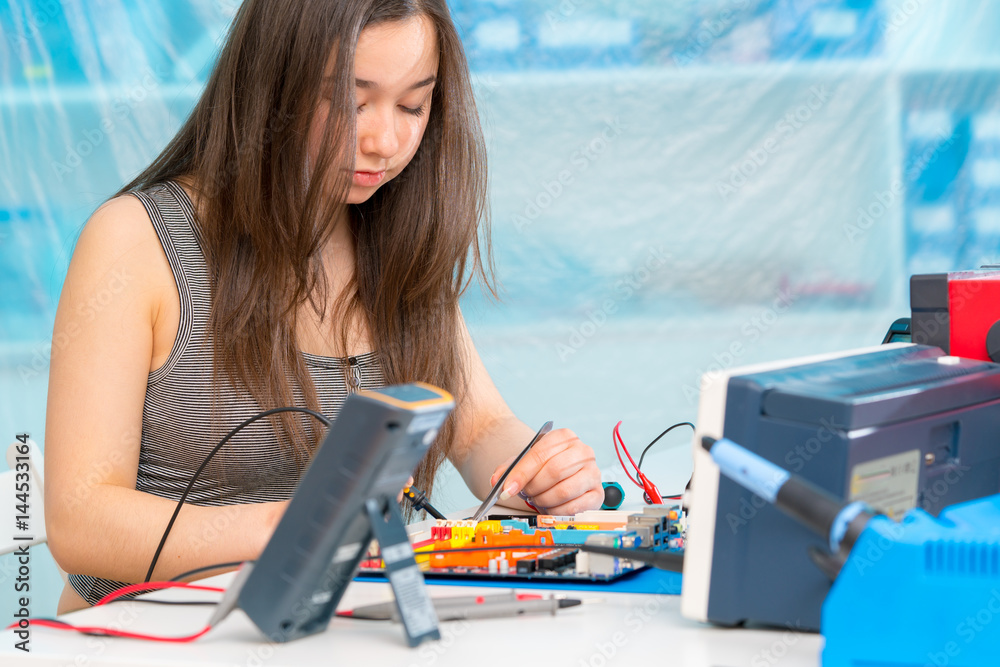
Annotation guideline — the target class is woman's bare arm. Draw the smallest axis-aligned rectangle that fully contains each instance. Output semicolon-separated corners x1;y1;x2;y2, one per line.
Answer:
449;314;603;516
44;196;287;584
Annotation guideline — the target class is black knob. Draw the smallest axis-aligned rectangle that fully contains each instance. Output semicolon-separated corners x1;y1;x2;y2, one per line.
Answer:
987;321;1000;363
601;481;624;510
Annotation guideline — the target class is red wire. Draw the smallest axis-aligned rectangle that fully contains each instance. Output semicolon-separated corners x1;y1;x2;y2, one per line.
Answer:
614;421;664;504
3;580;224;642
613;421;642;488
522;497;542;513
614;421;642;472
20;619;213;643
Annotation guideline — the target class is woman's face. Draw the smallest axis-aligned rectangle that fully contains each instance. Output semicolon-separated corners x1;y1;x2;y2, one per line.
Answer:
310;15;439;205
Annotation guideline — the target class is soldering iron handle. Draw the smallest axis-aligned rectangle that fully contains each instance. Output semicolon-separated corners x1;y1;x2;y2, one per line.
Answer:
773;475;844;543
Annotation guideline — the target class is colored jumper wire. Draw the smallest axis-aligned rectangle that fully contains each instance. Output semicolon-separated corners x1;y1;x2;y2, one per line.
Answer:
613;420;663;504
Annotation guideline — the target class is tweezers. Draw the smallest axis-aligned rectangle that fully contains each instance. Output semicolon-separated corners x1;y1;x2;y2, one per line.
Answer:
469;421;553;523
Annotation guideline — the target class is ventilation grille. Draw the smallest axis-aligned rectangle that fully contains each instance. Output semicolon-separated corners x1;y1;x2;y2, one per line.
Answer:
924;541;1000;578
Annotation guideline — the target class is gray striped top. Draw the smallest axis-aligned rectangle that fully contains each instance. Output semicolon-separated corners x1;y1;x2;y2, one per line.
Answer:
68;181;385;605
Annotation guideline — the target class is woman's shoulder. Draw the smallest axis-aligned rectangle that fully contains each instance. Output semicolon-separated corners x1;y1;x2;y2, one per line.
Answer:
77;192;157;266
69;190;177;310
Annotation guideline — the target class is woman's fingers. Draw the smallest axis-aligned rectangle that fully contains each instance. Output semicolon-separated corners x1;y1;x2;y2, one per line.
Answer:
542;487;605;517
527;465;604;514
493;428;602;512
397;476;414;503
493;428;580;500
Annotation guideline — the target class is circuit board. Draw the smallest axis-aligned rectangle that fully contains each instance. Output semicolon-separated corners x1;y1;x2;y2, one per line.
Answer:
357;505;685;583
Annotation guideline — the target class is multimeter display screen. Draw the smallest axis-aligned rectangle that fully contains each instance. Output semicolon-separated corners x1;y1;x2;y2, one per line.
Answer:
376;384;443;403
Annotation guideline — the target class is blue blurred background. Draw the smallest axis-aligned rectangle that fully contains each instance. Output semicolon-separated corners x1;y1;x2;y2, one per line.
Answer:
1;0;999;620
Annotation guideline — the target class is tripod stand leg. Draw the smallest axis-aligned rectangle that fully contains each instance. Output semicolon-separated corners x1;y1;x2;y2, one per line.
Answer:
364;496;441;646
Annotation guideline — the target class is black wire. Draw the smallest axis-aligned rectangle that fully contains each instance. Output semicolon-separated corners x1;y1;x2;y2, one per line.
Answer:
145;407;331;583
168;560;251;582
31;617;108;637
636;421;695;472
107;598;218;607
96;561;253;608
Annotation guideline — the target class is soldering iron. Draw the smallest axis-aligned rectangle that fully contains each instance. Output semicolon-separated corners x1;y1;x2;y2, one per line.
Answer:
701;435;1000;667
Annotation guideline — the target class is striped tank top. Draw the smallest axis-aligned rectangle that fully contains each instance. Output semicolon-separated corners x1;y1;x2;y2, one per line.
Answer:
68;180;386;605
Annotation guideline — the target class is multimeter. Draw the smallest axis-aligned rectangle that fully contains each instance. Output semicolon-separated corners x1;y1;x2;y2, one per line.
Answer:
224;383;455;645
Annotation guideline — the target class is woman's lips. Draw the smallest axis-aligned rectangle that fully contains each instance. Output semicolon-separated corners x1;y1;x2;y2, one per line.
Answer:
353;170;386;187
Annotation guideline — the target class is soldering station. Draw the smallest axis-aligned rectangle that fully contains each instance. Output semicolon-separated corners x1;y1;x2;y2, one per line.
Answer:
7;265;1000;667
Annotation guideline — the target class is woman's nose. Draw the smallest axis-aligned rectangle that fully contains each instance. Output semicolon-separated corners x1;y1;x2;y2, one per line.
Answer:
358;107;399;159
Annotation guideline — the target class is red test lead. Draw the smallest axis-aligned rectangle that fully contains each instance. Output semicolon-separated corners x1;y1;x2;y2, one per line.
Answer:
613;421;663;505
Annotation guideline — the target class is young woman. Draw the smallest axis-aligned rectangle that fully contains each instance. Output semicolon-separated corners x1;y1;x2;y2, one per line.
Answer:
44;0;603;614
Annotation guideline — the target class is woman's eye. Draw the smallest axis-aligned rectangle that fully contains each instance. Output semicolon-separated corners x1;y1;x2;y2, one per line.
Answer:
401;104;426;117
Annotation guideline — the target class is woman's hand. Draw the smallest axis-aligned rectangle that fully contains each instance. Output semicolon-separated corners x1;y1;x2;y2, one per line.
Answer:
398;476;414;503
488;428;603;516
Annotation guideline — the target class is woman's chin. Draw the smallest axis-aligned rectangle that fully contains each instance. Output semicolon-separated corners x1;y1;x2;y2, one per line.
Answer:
345;184;384;205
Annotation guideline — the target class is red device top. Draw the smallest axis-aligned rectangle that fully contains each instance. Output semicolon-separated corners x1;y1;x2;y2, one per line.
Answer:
948;272;1000;362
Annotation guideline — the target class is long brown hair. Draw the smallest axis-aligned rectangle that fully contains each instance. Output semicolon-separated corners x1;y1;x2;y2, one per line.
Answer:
118;0;493;501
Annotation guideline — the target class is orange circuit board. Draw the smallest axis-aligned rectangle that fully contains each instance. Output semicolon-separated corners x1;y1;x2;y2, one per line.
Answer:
357;506;685;581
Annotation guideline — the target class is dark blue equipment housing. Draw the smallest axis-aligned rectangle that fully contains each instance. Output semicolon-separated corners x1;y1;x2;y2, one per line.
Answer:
705;345;1000;630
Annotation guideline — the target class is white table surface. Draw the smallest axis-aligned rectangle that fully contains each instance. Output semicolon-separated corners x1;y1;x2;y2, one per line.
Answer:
1;569;825;667
1;494;826;666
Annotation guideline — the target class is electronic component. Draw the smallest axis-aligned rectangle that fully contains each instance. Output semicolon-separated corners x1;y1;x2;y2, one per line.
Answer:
575;534;620;577
626;507;679;550
682;345;1000;631
536;548;578;571
601;481;625;510
358;505;687;583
